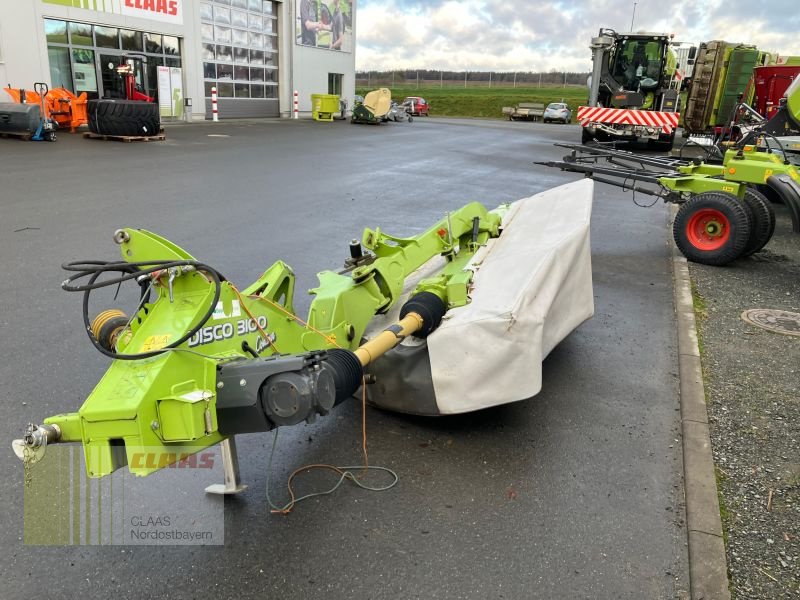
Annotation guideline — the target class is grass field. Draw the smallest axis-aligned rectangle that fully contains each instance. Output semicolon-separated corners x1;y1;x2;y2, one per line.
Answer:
354;85;588;119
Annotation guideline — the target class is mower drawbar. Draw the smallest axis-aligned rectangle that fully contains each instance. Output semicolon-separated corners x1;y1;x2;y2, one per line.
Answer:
14;292;445;457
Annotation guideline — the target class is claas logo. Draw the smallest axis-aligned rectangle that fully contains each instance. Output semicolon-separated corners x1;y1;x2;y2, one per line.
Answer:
124;0;179;17
130;452;215;469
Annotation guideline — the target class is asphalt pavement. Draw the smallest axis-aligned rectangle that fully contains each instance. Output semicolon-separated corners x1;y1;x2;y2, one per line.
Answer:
0;118;688;599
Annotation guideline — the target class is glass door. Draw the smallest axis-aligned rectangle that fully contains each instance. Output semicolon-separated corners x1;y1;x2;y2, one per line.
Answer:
99;53;125;98
97;53;148;100
72;49;99;100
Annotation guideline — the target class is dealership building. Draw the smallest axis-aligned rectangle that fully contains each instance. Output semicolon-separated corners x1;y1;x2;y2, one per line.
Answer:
0;0;356;119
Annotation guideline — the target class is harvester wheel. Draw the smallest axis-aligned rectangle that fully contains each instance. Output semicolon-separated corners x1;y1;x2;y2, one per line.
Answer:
88;99;160;137
673;192;751;266
741;187;776;256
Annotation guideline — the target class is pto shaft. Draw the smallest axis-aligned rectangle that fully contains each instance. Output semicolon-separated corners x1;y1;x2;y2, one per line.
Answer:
354;291;446;366
354;313;423;366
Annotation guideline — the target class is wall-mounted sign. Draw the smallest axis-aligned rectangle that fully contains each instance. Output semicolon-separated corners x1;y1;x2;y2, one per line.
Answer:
157;65;183;117
296;0;353;53
43;0;184;26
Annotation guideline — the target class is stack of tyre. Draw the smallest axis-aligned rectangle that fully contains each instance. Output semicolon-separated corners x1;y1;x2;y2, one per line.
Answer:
88;99;160;137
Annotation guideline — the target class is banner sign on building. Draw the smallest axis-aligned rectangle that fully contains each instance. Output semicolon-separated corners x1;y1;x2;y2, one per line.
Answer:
43;0;184;26
157;65;183;117
295;0;353;53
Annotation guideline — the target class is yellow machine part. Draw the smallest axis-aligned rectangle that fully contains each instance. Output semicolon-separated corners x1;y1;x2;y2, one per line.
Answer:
363;88;392;118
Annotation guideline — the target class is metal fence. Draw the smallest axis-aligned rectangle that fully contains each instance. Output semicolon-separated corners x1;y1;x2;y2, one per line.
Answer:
355;71;590;89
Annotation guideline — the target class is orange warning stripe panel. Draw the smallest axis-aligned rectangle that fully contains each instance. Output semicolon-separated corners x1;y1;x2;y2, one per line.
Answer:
577;106;680;134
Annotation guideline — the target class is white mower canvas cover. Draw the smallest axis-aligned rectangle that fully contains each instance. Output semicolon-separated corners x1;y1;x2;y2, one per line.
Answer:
365;179;594;415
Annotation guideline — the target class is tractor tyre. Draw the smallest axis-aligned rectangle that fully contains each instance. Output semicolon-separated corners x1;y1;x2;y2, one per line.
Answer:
673;192;751;266
741;187;776;256
88;99;160;137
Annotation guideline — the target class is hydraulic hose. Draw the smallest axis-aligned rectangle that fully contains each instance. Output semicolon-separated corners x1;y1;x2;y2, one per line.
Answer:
61;259;223;360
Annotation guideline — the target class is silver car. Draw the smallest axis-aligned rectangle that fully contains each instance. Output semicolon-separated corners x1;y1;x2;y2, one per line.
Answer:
543;102;572;124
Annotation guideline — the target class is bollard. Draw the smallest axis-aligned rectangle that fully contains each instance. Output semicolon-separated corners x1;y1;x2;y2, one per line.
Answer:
211;86;219;122
293;90;299;119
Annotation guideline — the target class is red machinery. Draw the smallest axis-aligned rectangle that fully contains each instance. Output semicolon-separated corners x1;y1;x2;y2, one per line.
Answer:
117;54;155;102
752;65;800;119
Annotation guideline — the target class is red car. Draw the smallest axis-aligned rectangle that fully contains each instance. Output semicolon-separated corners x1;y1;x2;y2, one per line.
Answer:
402;96;430;116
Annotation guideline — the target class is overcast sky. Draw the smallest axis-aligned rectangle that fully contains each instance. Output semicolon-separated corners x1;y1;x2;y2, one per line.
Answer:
355;0;800;72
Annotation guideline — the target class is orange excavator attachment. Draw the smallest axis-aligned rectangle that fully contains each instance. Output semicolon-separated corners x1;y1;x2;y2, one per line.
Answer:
3;87;42;105
45;88;88;132
3;86;88;132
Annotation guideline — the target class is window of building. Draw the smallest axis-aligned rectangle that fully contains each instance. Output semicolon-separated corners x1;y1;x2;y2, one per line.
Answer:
69;22;93;46
120;30;143;52
203;0;279;101
95;26;119;49
231;9;248;28
214;5;231;24
47;46;73;91
43;18;182;104
328;73;343;96
217;82;234;97
163;36;180;55
144;33;162;53
72;49;98;94
232;28;248;46
44;19;68;44
215;26;232;44
216;45;233;61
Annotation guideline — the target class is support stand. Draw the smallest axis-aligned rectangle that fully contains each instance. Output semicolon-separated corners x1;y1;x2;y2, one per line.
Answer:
205;437;248;495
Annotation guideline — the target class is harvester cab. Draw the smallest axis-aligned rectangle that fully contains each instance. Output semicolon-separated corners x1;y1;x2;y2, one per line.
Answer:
581;29;680;149
591;29;678;111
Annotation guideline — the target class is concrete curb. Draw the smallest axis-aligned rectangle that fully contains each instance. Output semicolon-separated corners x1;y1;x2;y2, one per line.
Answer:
670;210;731;600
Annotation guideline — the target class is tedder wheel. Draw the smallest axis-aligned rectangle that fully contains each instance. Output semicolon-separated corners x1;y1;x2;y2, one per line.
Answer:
673;192;752;266
581;127;593;144
741;187;776;256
